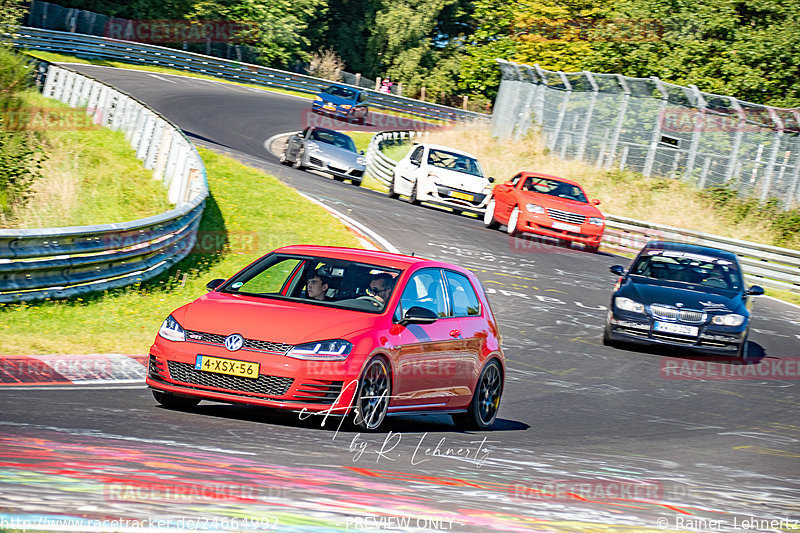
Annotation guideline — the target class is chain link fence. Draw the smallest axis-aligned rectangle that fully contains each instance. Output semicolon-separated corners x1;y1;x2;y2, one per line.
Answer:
492;60;800;209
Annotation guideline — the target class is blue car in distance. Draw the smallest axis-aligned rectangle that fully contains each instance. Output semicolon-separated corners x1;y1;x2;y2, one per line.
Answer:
312;84;369;124
603;240;764;359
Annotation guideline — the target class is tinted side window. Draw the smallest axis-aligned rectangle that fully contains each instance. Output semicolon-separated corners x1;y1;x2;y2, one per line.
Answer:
397;269;448;318
444;271;481;317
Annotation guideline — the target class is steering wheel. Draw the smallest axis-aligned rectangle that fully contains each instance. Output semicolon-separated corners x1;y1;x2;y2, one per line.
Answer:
357;295;383;307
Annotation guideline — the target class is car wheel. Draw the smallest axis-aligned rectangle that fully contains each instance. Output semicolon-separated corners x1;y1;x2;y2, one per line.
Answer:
484;199;499;229
293;147;305;170
333;175;345;182
152;390;200;410
352;179;362;187
602;327;617;347
409;181;421;206
506;206;520;236
586;244;600;254
452;360;502;430
279;149;292;166
388;174;400;199
353;358;391;431
452;209;462;216
737;334;749;361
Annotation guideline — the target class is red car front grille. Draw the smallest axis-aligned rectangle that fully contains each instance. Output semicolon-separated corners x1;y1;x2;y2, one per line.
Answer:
167;361;294;396
546;208;586;225
184;330;293;354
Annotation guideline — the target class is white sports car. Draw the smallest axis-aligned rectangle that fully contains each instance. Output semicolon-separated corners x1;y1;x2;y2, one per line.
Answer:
388;143;493;214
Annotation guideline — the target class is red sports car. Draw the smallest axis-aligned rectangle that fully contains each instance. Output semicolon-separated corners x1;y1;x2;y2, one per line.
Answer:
147;245;505;431
484;172;606;252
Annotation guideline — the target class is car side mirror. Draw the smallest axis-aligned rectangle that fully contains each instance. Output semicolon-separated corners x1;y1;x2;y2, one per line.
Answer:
746;285;764;296
360;150;365;155
398;306;438;326
609;265;625;276
592;199;601;205
488;177;495;183
206;278;225;292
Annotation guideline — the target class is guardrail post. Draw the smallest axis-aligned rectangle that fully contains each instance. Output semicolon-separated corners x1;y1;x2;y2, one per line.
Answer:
136;112;157;160
724;97;746;184
42;65;59;98
547;70;572;151
144;119;166;170
152;129;174;182
575;71;598;162
761;108;784;202
92;85;110;125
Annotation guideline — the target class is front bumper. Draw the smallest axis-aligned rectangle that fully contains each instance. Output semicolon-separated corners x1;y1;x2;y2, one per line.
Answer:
146;342;360;414
311;102;365;122
419;182;490;213
605;311;746;355
305;154;365;182
517;212;603;246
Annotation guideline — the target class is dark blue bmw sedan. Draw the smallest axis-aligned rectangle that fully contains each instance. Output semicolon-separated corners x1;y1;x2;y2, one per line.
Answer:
312;84;369;124
603;241;764;359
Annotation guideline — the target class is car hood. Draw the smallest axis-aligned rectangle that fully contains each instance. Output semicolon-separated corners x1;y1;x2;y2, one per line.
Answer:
524;192;603;217
313;143;363;166
176;292;378;344
621;277;745;313
427;167;489;192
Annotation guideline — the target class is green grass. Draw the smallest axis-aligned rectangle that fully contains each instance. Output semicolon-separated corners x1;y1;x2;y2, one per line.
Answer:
2;91;171;228
0;147;362;355
380;142;413;164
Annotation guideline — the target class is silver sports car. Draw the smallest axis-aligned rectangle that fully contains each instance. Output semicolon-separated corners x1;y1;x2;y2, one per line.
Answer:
281;127;367;186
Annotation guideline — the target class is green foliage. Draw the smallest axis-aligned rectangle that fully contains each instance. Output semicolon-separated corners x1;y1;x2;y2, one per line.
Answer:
0;0;27;33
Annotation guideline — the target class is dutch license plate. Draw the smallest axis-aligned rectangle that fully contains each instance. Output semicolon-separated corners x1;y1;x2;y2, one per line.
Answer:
450;191;474;201
195;355;259;379
653;322;699;337
552;221;581;233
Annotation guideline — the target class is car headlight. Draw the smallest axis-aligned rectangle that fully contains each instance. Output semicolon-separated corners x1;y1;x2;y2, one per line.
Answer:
526;203;545;214
286;339;353;361
339;104;353;110
589;217;604;226
306;142;322;152
615;297;645;314
314;95;322;102
711;314;745;327
158;315;186;342
356;156;367;165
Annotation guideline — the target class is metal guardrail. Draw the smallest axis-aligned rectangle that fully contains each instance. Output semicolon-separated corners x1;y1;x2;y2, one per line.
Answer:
0;63;207;304
10;26;490;125
365;130;428;187
366;131;800;294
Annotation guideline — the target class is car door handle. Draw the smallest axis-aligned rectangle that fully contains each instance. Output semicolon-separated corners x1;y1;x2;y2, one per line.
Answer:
450;329;461;338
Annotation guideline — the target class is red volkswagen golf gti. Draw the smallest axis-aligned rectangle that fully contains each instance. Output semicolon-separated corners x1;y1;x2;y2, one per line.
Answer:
147;245;505;431
485;172;605;252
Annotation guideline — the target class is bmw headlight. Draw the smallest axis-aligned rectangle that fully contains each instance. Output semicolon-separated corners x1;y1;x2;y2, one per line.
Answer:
356;156;367;166
589;217;604;226
314;95;322;102
158;315;186;342
526;203;545;214
287;339;353;361
615;297;645;314
711;314;745;327
306;142;322;152
339;104;353;110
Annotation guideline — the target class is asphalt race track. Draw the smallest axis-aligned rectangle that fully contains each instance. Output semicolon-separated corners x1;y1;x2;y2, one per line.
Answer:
1;65;799;533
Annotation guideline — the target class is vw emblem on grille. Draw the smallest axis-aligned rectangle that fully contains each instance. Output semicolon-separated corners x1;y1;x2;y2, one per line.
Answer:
224;334;244;351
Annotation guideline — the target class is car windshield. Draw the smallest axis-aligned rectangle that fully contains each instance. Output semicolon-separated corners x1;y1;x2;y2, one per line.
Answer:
323;86;357;100
629;251;743;291
427;149;484;177
309;129;357;152
220;254;401;313
523;177;588;202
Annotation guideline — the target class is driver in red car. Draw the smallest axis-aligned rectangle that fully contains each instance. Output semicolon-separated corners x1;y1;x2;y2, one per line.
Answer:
306;269;330;301
367;273;395;304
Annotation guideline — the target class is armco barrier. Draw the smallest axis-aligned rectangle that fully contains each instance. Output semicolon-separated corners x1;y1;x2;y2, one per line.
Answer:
367;131;800;294
0;63;207;304
10;27;490;125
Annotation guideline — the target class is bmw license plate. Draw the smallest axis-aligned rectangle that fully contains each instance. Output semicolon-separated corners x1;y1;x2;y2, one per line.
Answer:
653;322;699;337
450;191;474;201
551;221;581;233
195;355;259;378
323;103;336;110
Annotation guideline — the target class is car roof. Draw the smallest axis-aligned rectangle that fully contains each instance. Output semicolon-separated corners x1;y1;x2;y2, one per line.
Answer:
640;240;739;261
416;143;479;159
272;245;431;269
517;172;583;188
